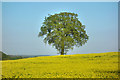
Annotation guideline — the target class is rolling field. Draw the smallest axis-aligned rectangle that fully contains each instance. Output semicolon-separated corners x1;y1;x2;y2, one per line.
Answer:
1;52;119;78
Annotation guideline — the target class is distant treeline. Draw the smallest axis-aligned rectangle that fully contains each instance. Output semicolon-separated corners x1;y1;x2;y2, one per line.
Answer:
0;51;23;60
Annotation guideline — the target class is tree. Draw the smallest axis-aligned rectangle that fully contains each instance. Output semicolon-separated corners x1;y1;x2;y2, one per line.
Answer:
38;12;89;55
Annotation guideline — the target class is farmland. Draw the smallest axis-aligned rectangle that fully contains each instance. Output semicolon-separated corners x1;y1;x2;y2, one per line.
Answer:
1;52;119;78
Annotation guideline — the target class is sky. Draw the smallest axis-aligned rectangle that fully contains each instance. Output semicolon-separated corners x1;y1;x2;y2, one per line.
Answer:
0;2;2;51
2;2;118;55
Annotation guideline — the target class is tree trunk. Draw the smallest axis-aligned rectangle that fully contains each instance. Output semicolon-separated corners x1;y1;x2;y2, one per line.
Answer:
61;33;64;55
61;40;64;55
61;47;64;55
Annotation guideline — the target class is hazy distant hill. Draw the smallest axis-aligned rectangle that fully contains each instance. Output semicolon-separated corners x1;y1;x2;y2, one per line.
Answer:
19;55;50;58
0;51;23;60
0;51;10;60
0;51;51;60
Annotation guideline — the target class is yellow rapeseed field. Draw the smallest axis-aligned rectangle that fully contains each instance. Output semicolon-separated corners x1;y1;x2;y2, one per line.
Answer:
1;52;119;78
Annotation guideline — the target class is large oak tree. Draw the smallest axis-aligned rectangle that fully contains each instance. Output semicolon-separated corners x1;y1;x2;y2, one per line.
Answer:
38;12;89;55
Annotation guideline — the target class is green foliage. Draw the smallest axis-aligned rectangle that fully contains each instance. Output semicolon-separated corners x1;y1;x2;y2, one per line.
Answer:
38;12;89;55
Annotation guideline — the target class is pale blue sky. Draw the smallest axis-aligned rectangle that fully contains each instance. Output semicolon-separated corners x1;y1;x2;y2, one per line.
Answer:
2;2;118;55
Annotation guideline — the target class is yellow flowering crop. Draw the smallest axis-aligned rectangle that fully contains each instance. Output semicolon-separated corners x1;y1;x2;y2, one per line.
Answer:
1;52;119;78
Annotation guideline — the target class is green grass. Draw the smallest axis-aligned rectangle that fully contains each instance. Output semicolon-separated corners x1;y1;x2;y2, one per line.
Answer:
2;52;119;78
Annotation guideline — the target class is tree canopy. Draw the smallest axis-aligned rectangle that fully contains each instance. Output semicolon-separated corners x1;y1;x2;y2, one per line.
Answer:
38;12;89;55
